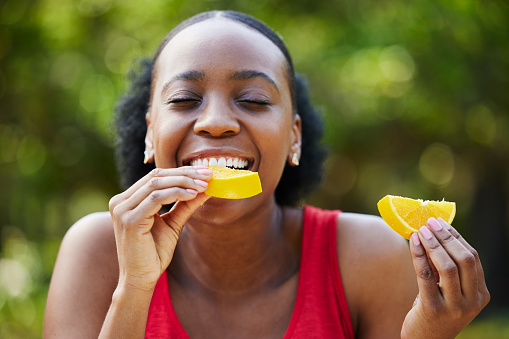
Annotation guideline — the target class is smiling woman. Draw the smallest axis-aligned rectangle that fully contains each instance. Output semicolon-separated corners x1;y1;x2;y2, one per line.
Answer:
43;10;489;339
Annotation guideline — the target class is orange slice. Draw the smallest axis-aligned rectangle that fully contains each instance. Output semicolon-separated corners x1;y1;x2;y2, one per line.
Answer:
377;195;456;239
204;166;262;199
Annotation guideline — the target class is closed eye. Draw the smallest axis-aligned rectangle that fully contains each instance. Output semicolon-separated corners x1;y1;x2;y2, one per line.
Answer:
237;98;271;111
166;96;202;109
239;99;269;104
167;97;200;103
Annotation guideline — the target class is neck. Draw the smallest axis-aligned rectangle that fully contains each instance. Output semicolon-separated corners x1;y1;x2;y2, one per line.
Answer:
170;199;299;296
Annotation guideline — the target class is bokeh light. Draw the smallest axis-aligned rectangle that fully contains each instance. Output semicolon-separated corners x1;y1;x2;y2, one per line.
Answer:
1;0;508;337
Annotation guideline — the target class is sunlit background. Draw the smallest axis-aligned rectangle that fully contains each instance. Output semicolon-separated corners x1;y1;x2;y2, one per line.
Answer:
1;0;508;337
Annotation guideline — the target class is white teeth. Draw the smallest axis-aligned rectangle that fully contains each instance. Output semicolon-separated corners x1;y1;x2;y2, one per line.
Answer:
190;157;249;169
208;158;217;166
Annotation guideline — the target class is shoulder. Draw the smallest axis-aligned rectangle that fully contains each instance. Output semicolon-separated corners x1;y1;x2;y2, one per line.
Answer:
56;211;118;287
62;212;116;254
336;213;417;338
57;212;118;273
337;212;409;259
45;212;118;337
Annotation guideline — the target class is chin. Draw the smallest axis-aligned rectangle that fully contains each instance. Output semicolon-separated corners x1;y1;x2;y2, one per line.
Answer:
191;194;271;226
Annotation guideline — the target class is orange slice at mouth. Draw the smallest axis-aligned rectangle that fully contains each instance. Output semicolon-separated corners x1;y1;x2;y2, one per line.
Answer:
205;166;262;199
377;195;456;239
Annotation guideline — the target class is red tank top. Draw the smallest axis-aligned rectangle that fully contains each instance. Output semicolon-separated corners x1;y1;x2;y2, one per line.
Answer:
145;205;354;338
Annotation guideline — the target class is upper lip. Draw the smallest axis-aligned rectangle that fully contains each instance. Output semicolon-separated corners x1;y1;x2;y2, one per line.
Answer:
181;148;255;169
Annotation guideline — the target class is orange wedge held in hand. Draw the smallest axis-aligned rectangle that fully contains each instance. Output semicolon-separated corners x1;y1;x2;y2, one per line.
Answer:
377;195;456;239
204;166;262;199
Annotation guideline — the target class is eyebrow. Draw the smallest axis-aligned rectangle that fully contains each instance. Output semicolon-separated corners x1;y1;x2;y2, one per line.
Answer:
230;70;279;92
161;70;206;94
160;69;279;94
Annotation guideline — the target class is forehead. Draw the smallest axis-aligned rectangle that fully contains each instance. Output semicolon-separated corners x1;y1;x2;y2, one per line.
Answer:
154;19;289;83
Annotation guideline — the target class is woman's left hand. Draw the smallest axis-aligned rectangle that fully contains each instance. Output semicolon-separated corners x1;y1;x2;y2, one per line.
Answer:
401;217;490;339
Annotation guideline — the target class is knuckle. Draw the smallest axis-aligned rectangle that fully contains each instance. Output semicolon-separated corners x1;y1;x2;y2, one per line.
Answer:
150;168;161;177
109;194;122;211
417;266;434;280
442;263;458;277
470;248;480;261
426;241;442;252
461;252;476;267
110;203;125;220
149;177;159;188
149;191;160;202
448;226;461;238
442;232;456;244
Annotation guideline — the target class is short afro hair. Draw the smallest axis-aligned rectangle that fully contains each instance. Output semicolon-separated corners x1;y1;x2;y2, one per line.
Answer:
113;11;327;206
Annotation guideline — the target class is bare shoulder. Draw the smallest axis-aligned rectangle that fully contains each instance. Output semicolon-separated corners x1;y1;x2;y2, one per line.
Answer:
57;211;118;277
44;212;118;338
337;212;409;260
337;213;417;338
61;211;117;260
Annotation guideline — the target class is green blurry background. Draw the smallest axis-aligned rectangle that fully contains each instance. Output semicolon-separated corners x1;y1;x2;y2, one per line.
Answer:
1;0;508;337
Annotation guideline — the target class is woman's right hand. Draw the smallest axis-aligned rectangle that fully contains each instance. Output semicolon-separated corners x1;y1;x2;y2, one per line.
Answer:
108;166;213;292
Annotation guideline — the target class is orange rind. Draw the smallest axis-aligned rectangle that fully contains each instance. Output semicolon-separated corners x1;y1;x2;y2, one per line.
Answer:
205;166;262;199
377;195;456;239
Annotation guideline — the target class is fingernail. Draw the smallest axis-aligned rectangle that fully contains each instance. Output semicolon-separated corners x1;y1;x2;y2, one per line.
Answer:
427;217;442;231
197;169;213;175
186;188;198;194
420;226;433;240
437;217;448;227
193;165;208;169
411;233;420;246
194;179;208;188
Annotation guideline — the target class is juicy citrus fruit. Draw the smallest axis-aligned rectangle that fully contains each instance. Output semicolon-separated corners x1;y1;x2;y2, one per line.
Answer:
377;195;456;239
204;166;262;199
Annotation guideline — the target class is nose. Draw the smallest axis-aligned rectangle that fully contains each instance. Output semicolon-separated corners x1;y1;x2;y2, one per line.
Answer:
193;99;241;137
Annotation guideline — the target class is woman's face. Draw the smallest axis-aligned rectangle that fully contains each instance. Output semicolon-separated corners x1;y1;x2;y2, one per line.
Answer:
146;19;301;220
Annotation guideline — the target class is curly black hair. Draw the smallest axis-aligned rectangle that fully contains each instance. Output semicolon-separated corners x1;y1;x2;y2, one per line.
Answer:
113;11;327;206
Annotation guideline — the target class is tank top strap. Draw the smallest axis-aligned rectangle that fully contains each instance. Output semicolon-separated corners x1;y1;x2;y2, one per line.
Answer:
284;205;354;339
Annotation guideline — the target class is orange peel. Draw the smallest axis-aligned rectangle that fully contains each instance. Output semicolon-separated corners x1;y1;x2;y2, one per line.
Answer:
204;166;262;199
377;195;456;239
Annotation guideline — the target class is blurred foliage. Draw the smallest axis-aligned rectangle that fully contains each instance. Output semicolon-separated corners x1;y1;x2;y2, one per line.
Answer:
1;0;508;337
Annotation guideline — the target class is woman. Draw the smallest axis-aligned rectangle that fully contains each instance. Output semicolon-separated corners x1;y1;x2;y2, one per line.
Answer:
44;11;489;338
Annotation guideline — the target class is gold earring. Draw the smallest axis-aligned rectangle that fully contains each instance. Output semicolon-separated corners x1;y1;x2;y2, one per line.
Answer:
143;151;150;164
292;153;299;166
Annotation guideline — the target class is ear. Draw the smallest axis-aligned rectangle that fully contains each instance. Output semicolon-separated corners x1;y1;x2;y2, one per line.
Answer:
144;112;155;164
287;114;302;166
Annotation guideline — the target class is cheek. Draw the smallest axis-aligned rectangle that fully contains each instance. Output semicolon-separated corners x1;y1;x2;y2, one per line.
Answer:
153;115;191;168
247;113;293;187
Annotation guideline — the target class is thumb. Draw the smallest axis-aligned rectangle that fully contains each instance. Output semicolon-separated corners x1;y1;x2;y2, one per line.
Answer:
161;193;211;230
151;194;211;271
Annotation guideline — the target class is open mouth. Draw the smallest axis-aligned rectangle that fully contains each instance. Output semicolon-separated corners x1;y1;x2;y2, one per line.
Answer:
188;156;251;170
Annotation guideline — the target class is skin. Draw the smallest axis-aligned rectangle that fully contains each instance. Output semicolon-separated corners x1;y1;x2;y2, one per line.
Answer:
44;18;489;339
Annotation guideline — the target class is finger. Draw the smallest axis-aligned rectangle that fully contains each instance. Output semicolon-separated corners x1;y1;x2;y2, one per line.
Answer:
409;232;442;306
129;187;201;227
438;218;488;294
150;194;210;270
418;225;462;302
426;218;478;297
161;193;211;229
426;251;440;284
120;166;213;200
125;175;209;210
